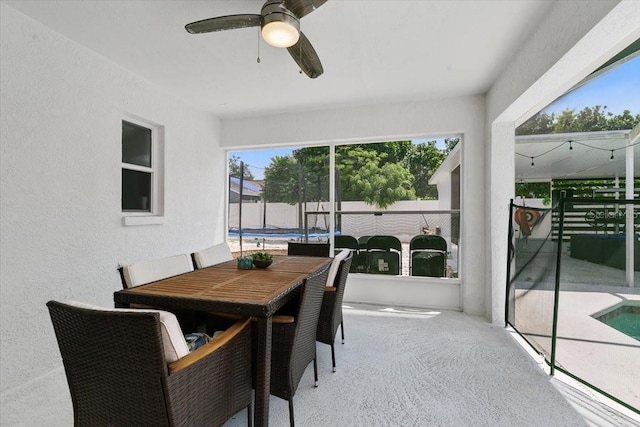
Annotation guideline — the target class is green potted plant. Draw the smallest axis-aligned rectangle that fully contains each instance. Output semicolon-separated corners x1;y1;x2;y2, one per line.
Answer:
251;252;273;268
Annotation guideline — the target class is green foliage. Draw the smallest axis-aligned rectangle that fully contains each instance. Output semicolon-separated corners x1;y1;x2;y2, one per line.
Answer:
516;111;555;135
515;182;551;205
228;155;255;180
516;105;640;135
251;252;272;261
403;141;445;199
263;140;448;209
443;137;460;154
551;178;640;198
293;146;330;201
263;156;300;204
343;160;415;209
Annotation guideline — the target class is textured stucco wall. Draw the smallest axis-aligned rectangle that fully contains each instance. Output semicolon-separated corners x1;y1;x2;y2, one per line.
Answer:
0;3;224;394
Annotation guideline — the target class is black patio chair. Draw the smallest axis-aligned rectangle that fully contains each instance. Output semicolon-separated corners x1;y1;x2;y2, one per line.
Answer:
269;263;330;427
316;250;353;371
47;300;253;427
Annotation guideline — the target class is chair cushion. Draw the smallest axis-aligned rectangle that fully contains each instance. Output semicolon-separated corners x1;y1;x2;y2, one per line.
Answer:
326;249;350;286
122;254;193;288
66;301;190;363
192;243;233;269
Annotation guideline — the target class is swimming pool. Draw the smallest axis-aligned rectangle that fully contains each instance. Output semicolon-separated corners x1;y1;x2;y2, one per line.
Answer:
594;302;640;341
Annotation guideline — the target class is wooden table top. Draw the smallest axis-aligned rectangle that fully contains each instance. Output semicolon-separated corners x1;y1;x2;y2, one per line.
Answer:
114;255;331;317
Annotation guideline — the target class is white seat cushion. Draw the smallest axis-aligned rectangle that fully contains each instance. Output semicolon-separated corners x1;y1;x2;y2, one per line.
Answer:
66;301;190;363
193;243;233;269
122;254;193;288
326;249;351;287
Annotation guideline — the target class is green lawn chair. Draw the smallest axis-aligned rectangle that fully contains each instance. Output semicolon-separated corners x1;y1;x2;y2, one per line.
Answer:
410;234;447;277
366;235;402;275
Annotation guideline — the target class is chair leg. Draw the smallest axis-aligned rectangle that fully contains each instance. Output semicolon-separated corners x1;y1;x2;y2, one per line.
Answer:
288;399;295;427
330;342;336;372
247;398;253;427
340;321;345;344
313;357;318;387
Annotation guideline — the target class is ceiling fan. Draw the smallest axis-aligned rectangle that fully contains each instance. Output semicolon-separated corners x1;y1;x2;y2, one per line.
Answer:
185;0;327;79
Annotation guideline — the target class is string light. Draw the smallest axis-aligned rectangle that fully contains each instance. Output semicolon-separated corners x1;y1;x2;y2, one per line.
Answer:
516;139;640;166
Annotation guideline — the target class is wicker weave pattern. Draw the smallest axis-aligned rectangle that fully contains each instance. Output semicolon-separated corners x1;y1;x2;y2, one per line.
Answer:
47;301;252;427
316;253;353;362
270;263;330;402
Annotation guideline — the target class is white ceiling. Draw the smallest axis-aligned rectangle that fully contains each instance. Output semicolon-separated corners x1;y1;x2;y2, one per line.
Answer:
6;0;639;181
4;0;554;118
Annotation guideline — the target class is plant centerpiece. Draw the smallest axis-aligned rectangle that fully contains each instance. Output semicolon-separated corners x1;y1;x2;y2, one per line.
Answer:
237;256;253;270
252;252;273;268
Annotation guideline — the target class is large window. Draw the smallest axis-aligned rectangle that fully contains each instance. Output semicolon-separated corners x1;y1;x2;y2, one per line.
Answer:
121;117;161;215
227;137;461;278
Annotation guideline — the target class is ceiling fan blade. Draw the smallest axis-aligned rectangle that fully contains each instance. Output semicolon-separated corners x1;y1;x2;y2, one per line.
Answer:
287;31;323;79
185;14;261;34
282;0;327;19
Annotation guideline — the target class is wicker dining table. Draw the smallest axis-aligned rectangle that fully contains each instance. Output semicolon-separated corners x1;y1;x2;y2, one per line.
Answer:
114;255;332;427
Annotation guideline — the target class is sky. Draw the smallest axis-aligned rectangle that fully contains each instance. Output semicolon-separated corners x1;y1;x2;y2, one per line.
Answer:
232;55;639;180
543;54;640;115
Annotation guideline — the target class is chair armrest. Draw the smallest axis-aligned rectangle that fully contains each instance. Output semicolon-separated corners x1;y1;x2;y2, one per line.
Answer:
208;311;245;320
272;315;295;324
324;286;337;292
168;317;251;374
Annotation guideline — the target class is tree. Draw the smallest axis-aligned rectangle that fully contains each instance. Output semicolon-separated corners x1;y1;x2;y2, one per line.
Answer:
263;139;451;209
335;146;415;208
292;146;330;202
262;156;299;204
604;110;640;130
516;112;555;135
403;141;445;199
517;105;639;135
443;137;461;154
228;155;255;180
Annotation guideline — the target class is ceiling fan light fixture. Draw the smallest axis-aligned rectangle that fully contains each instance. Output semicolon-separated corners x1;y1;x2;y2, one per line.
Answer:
261;3;300;48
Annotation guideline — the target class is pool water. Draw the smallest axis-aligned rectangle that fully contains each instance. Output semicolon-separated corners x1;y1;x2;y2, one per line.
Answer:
596;304;640;341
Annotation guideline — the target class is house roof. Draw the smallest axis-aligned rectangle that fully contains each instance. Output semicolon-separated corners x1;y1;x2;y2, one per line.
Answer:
3;1;554;119
229;177;263;197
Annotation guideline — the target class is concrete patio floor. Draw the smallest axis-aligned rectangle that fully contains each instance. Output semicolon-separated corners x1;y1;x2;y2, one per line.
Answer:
513;245;640;415
2;303;638;426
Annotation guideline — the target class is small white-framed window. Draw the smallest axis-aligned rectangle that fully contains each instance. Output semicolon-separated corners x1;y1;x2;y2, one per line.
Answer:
121;115;164;224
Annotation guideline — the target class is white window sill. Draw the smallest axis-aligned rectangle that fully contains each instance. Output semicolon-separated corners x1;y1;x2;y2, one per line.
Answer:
122;216;165;226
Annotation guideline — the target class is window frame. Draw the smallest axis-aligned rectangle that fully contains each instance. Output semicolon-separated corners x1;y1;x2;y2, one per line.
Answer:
121;114;164;225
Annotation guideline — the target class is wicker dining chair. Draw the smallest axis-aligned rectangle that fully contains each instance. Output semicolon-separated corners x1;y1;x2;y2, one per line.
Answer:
191;242;234;269
287;241;331;257
270;263;330;427
47;300;253;427
117;253;199;330
316;249;353;372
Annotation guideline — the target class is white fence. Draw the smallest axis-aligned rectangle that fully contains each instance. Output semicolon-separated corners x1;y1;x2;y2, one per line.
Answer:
229;200;448;241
